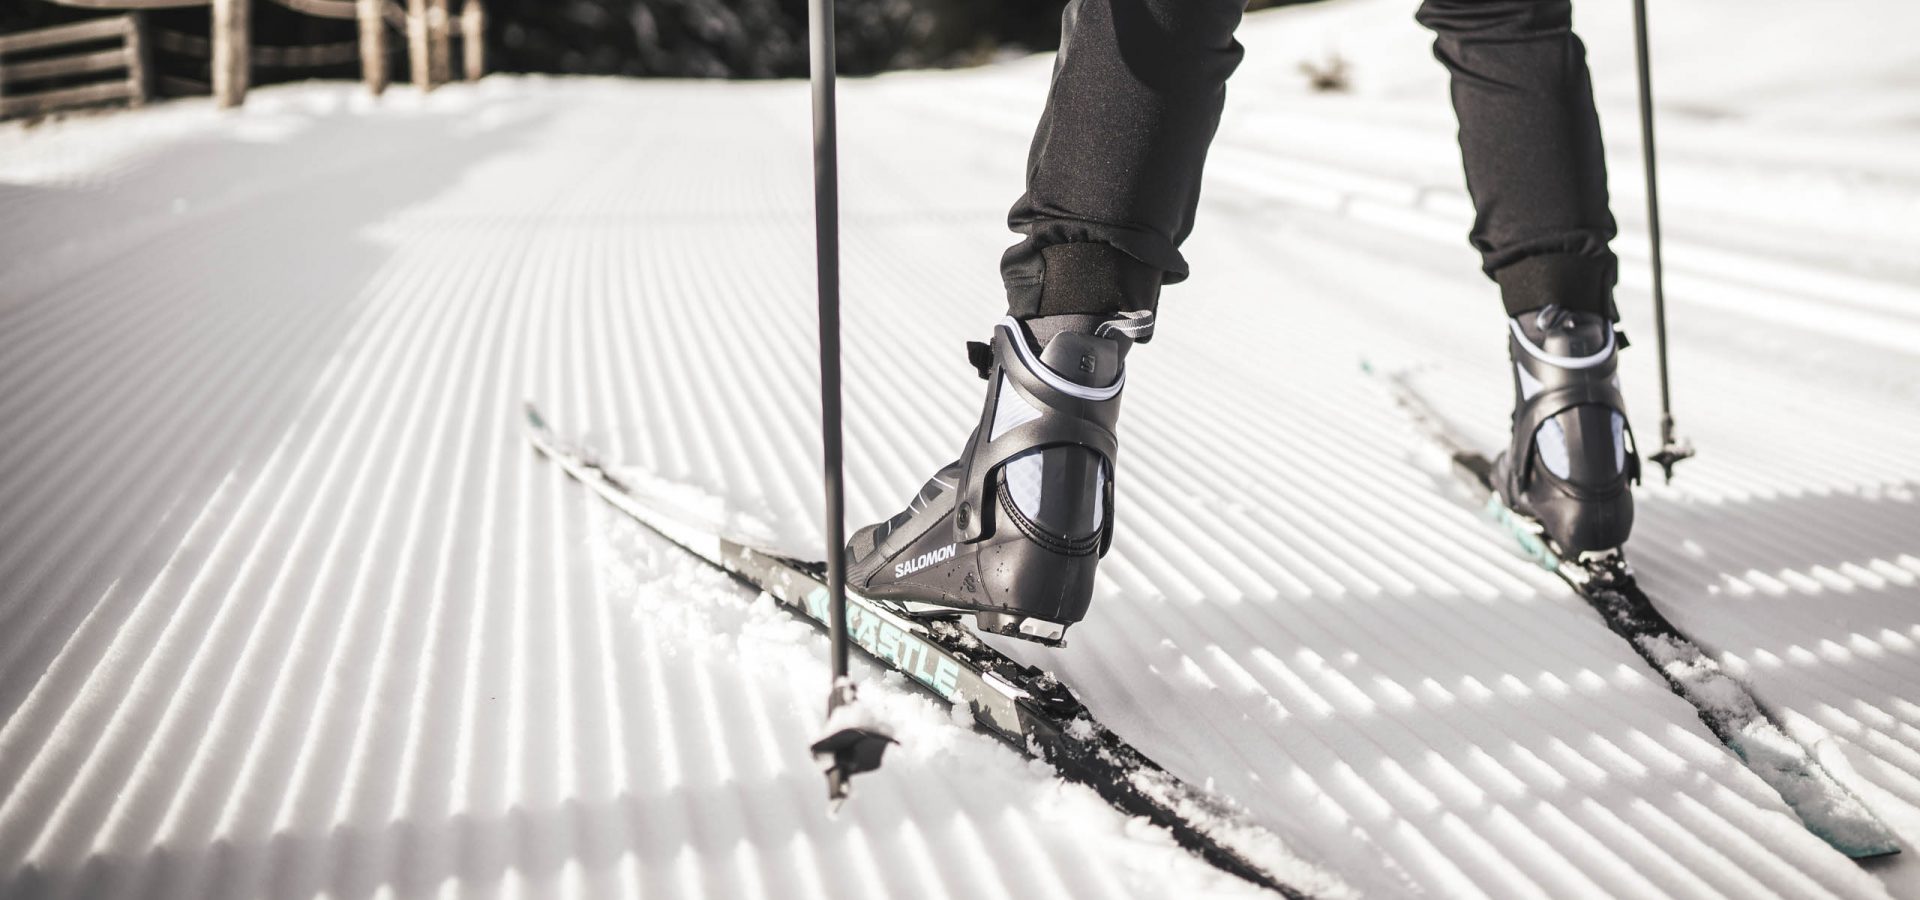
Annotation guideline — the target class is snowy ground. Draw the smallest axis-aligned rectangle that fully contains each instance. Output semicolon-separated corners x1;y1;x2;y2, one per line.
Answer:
3;1;1919;897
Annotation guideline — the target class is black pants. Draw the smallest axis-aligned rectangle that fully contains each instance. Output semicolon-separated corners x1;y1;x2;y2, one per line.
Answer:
1003;0;1618;320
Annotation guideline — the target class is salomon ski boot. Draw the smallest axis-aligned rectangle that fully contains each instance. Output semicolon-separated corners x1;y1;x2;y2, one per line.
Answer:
844;311;1151;645
1492;304;1640;558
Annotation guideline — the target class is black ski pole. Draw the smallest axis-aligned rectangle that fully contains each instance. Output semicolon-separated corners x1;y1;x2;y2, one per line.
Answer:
1633;0;1693;481
804;0;893;809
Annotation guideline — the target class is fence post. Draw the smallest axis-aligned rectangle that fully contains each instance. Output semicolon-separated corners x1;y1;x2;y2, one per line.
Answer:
213;0;250;108
427;0;450;86
407;0;452;90
461;0;484;82
407;0;428;89
126;14;152;106
357;0;387;95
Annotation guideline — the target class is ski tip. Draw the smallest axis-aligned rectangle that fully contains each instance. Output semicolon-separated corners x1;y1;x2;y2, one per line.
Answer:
1826;821;1902;860
521;402;558;460
1845;843;1902;861
1815;804;1903;860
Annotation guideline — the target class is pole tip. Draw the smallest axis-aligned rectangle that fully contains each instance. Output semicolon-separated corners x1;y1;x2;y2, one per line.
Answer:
811;681;896;810
1649;439;1695;484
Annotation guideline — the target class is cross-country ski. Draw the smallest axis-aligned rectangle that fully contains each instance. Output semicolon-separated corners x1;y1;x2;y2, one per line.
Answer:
1373;363;1901;860
524;402;1337;898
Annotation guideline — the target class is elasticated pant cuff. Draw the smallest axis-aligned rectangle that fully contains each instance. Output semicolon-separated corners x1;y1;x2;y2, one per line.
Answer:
1028;243;1164;318
1495;253;1617;319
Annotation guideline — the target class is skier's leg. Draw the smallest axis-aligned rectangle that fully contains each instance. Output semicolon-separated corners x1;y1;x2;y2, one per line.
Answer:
1419;0;1637;555
846;0;1247;643
1417;0;1616;319
1003;0;1248;318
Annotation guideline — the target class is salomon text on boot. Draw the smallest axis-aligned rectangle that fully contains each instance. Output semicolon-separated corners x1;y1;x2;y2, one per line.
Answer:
844;311;1151;645
1492;304;1640;560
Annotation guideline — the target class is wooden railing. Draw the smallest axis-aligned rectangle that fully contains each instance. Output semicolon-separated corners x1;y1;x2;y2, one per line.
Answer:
3;0;484;117
0;15;151;119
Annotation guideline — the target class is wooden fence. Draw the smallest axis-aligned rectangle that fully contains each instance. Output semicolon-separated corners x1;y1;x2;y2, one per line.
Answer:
0;15;151;119
1;0;484;118
252;0;484;97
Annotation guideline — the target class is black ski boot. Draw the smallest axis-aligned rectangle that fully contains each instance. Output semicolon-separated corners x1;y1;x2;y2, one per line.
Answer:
1492;305;1640;558
844;311;1150;645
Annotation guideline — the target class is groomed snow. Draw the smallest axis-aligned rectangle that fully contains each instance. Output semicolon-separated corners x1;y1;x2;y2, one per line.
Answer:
3;0;1918;897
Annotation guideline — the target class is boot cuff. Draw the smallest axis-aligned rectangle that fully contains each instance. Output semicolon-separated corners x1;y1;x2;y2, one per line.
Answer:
1495;253;1616;320
1036;243;1163;318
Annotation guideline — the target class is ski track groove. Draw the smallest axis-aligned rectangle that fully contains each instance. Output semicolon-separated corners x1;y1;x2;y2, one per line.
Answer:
0;298;269;724
0;227;315;690
180;241;459;899
286;234;476;897
392;219;532;900
7;212;465;882
1219;573;1686;896
166;246;501;897
4;13;1918;897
